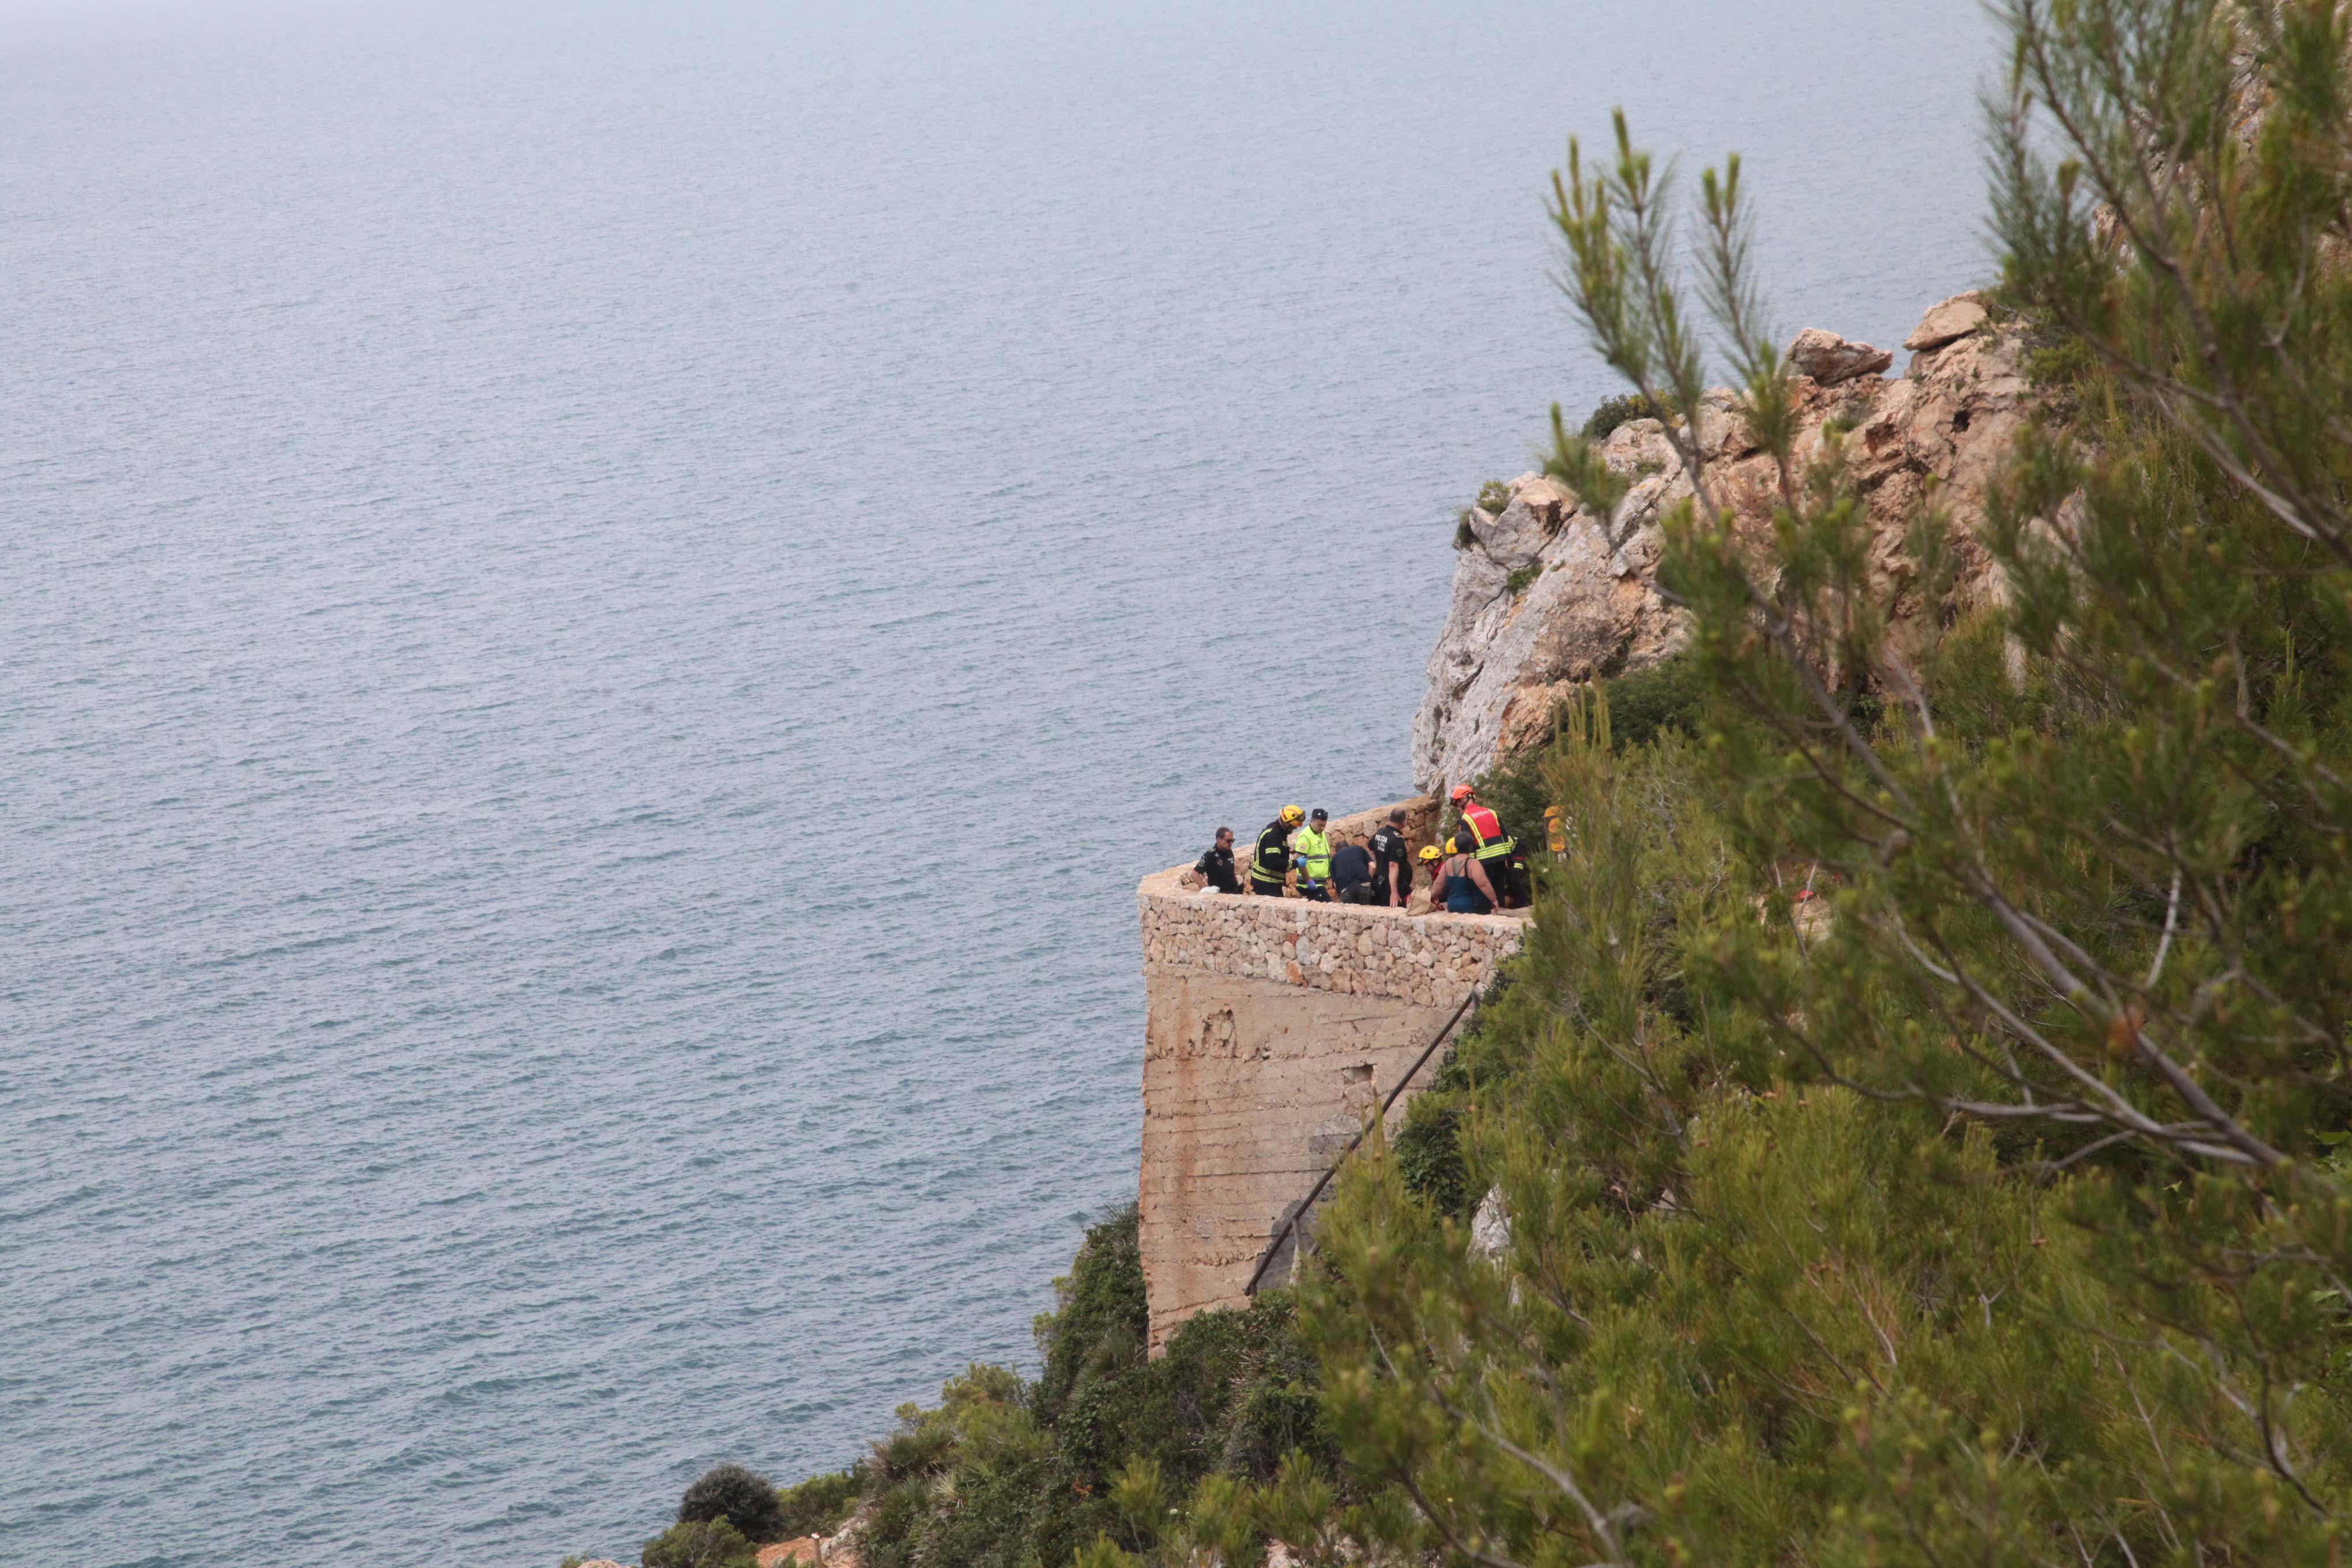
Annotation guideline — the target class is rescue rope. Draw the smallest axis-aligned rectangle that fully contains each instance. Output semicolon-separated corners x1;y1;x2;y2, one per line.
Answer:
1241;981;1483;1297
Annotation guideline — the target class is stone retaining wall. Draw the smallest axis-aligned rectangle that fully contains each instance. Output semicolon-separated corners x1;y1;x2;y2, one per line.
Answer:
1139;868;1524;1007
1136;804;1526;1349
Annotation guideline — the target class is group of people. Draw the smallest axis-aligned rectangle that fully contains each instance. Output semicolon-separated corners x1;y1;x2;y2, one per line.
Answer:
1186;785;1531;915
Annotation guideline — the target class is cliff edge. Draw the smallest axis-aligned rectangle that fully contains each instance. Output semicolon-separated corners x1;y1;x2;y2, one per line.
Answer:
1412;291;2036;793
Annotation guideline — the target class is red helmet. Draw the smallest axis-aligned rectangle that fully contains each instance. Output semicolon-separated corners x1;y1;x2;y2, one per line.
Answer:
1449;784;1475;803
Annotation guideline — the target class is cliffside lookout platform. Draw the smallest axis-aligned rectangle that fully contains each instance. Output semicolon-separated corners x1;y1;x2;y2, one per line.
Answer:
1133;797;1528;1350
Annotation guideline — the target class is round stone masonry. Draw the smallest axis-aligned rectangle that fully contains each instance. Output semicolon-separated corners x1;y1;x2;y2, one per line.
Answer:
1137;864;1525;1009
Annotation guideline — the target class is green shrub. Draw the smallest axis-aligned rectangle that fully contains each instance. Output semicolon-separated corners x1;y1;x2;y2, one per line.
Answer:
2025;337;2097;387
1452;507;1477;549
839;1205;1331;1568
1475;478;1513;512
643;1518;757;1568
1031;1204;1147;1427
678;1464;784;1543
1579;391;1661;440
1158;1292;1328;1483
1392;1095;1469;1216
774;1467;860;1539
1502;565;1539;596
1459;654;1708;864
1297;35;2352;1557
1596;652;1706;749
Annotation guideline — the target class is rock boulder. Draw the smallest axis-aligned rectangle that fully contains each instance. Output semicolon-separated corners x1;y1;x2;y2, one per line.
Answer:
1904;289;1989;352
1788;327;1894;385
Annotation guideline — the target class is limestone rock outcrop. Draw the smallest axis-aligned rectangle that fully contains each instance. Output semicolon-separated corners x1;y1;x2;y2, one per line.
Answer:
1905;289;1989;352
1787;327;1894;385
1411;291;2032;793
1471;1186;1512;1259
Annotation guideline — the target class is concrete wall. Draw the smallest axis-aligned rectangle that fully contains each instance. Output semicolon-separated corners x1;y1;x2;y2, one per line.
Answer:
1134;817;1525;1350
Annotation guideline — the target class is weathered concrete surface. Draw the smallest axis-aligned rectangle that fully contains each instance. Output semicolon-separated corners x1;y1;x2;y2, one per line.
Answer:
1136;839;1524;1350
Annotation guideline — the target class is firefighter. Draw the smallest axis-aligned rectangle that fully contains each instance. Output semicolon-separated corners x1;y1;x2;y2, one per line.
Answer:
1450;783;1529;908
1249;805;1305;895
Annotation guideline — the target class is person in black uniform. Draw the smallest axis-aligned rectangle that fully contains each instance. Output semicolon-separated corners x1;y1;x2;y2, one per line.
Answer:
1248;804;1304;895
1192;827;1242;894
1331;834;1377;903
1369;808;1414;908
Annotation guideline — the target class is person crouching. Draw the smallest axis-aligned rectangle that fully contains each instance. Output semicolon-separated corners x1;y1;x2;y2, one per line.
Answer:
1431;837;1501;915
1331;832;1377;904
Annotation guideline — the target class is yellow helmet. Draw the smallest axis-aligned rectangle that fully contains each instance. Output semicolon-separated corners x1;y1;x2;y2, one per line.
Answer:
1443;836;1460;854
1418;845;1443;862
1279;804;1305;825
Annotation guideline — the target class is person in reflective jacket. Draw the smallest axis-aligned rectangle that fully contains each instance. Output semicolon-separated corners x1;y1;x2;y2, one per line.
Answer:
1249;804;1305;895
1289;808;1334;902
1450;783;1526;907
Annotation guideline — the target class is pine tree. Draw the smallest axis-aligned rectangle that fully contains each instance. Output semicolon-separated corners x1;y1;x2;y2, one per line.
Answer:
1292;2;2352;1563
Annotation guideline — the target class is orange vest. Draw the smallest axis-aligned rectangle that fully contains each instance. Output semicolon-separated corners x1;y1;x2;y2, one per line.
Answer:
1461;802;1513;859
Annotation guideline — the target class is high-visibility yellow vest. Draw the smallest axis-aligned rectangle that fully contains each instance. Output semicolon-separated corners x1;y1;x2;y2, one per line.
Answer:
1251;823;1291;886
1460;803;1515;861
1290;826;1332;880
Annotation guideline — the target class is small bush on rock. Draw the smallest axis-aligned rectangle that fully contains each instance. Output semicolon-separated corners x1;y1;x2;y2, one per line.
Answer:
1578;391;1661;440
643;1518;757;1568
677;1463;784;1544
775;1467;861;1539
1595;652;1707;750
1474;478;1513;512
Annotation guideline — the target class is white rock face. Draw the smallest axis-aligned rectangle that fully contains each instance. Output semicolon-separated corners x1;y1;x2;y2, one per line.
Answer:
1411;291;2034;794
1471;1186;1512;1259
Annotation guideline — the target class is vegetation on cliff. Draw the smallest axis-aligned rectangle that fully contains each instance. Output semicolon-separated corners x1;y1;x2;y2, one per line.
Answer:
854;1208;1326;1568
1114;0;2352;1560
616;3;2352;1563
748;1208;1324;1568
1296;1;2352;1562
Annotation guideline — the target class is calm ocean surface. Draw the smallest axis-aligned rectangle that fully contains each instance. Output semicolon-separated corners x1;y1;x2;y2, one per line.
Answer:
3;1;1991;1562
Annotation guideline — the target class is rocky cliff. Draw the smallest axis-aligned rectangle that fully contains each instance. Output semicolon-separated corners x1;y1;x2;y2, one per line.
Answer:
1411;291;2034;793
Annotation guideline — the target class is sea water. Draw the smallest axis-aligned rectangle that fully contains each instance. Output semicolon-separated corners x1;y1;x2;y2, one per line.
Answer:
2;1;1992;1562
